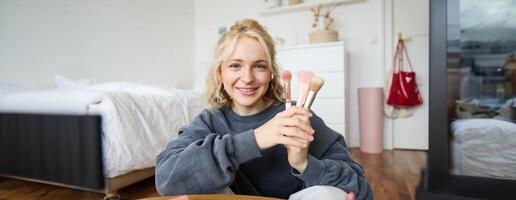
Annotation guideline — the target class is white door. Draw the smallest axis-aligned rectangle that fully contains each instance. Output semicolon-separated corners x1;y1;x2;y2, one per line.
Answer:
390;0;429;150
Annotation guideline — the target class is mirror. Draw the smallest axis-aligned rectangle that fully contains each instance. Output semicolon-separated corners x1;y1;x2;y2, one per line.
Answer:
447;0;516;180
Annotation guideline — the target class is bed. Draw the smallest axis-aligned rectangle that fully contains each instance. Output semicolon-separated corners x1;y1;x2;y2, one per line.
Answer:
450;98;516;180
0;81;206;199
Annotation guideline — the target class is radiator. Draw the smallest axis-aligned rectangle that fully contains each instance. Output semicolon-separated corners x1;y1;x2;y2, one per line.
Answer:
0;113;104;189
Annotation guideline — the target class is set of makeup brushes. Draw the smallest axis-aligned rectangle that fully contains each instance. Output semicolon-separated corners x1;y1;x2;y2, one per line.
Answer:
280;71;357;200
281;70;324;110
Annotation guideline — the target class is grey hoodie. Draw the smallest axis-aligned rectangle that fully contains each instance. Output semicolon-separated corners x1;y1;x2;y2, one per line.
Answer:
155;101;373;199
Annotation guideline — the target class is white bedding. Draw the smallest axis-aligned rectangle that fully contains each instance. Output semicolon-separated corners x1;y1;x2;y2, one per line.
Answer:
0;89;102;114
0;82;206;177
450;119;516;179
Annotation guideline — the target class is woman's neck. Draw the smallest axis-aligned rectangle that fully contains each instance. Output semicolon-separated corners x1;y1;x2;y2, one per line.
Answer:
231;98;274;116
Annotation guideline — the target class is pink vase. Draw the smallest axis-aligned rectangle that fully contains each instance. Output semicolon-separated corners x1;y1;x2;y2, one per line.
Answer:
358;87;384;154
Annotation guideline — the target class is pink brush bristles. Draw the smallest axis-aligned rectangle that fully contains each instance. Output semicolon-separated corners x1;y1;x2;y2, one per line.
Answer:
281;70;292;109
296;71;314;107
303;75;324;109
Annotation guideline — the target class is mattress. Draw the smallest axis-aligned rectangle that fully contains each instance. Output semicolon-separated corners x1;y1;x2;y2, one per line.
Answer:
0;82;206;177
450;118;516;179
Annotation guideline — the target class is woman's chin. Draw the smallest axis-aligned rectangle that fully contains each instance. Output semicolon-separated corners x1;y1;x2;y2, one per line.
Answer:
233;93;267;107
233;98;260;107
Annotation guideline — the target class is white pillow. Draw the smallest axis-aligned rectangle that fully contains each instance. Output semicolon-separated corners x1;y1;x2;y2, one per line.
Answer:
54;74;95;90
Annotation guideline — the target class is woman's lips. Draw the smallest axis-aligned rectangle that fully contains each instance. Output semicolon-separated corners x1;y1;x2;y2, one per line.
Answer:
236;87;257;96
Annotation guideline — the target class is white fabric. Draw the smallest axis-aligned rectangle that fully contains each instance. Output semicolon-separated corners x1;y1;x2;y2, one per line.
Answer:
54;74;96;90
0;82;206;177
86;83;206;177
0;89;102;114
450;119;516;179
288;186;348;200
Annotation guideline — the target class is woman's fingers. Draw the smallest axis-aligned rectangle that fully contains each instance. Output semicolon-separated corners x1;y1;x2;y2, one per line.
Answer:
280;135;308;148
279;107;312;118
293;115;310;127
285;137;309;152
281;117;314;134
258;107;314;149
282;127;314;142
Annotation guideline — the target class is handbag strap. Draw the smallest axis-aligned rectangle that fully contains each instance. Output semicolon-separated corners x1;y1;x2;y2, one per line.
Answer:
392;39;415;73
392;39;410;98
400;40;415;72
392;41;402;73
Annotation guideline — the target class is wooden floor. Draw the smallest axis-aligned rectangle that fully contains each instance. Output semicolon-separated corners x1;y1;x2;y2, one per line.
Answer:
0;149;426;200
349;149;427;200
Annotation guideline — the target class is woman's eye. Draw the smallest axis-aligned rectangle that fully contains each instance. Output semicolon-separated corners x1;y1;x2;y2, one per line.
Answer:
228;64;241;70
254;64;268;71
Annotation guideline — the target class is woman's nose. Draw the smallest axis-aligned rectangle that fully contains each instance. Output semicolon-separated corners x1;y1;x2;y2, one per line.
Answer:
239;66;255;83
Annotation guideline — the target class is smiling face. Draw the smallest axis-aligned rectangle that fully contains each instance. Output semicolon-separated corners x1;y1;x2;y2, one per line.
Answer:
220;36;272;115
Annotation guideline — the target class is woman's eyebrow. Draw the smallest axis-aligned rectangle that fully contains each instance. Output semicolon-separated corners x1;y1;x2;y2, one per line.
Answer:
228;59;243;62
227;59;267;63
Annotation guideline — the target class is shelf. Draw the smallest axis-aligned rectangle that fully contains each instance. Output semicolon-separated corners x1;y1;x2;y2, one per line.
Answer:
259;0;364;16
277;41;344;50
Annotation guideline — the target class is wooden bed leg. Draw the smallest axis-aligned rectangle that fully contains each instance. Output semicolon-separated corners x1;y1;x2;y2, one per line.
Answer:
104;191;120;200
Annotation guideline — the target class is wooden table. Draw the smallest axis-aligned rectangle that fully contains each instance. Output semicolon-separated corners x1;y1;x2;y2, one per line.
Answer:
141;194;282;200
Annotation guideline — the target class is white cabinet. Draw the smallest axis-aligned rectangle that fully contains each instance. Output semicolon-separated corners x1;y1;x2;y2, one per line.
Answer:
276;41;349;140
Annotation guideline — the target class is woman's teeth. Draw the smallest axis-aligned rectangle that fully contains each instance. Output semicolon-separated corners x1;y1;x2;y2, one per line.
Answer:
238;88;256;92
237;87;257;96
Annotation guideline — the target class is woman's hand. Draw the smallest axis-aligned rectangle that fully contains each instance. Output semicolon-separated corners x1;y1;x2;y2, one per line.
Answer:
254;107;314;150
286;143;309;173
285;113;313;172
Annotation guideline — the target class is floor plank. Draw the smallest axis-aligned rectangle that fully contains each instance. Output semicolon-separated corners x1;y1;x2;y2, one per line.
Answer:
349;149;427;200
0;149;426;200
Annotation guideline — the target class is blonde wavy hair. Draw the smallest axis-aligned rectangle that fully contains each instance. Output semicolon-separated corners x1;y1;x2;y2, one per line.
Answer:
204;19;284;108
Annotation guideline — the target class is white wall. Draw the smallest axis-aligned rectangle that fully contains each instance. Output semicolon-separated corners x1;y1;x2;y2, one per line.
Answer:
0;0;195;88
194;0;382;147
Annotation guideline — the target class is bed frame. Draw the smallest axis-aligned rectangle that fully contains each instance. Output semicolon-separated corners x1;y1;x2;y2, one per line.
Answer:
0;113;154;199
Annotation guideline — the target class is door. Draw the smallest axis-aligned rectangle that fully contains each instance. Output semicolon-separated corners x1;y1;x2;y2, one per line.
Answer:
391;0;429;150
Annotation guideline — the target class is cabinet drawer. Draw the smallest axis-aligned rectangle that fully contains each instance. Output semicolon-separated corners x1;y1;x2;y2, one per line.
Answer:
277;45;344;72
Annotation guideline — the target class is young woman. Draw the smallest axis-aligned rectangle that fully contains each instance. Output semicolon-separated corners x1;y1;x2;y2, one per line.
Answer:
155;19;372;200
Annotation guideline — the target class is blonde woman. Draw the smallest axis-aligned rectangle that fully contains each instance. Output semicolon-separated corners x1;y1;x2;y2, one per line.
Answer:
155;19;372;200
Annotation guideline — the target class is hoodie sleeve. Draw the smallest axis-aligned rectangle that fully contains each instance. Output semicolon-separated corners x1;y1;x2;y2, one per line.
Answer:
291;114;373;200
155;111;262;195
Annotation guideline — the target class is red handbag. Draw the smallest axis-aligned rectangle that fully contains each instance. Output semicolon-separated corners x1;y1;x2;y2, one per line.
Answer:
386;39;423;107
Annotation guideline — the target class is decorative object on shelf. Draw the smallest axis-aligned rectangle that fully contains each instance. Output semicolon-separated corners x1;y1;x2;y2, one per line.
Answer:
259;0;364;16
289;0;303;5
309;2;339;44
264;0;281;8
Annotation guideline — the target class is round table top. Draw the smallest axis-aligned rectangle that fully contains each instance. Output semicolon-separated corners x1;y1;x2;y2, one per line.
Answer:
141;194;282;200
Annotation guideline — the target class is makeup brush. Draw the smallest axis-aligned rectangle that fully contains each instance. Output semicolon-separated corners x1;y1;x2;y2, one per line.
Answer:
303;75;324;109
296;71;314;107
281;70;292;109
